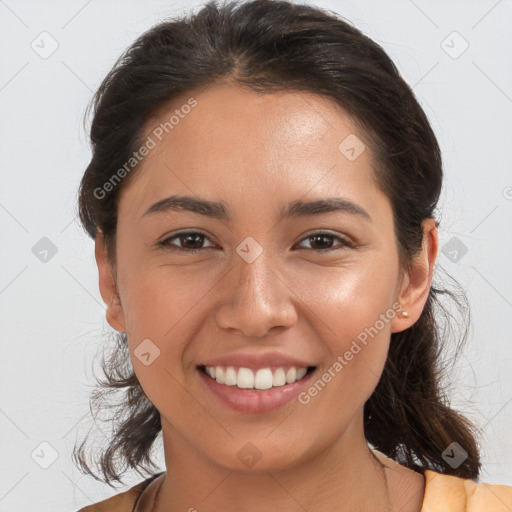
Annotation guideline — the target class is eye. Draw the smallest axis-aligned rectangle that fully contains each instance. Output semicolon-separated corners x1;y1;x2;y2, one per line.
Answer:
295;231;354;252
157;230;217;253
156;229;354;254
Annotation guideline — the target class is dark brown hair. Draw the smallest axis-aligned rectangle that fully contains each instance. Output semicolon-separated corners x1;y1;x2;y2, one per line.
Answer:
74;0;482;486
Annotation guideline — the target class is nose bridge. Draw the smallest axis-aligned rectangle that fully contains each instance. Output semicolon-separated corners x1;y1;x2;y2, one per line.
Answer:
215;242;296;337
238;248;276;301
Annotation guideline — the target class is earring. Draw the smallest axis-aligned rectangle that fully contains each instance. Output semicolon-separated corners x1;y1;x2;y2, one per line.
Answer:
400;310;409;318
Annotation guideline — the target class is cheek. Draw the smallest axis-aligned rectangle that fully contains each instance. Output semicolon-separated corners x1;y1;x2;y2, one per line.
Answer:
289;257;399;403
292;255;399;342
120;257;216;335
117;267;213;419
123;277;184;336
118;262;223;385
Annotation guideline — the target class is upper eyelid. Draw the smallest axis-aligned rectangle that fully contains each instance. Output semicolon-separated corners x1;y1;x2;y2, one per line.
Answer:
296;232;353;249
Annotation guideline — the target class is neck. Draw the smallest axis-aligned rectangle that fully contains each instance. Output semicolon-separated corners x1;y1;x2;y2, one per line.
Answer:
155;413;393;512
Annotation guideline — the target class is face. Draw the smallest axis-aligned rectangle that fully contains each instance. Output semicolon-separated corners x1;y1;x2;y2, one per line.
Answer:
96;82;435;473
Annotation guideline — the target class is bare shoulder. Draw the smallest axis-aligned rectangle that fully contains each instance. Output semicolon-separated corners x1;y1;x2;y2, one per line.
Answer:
373;448;512;511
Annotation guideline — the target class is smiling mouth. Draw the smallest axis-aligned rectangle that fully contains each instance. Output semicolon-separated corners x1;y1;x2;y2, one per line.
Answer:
198;365;316;390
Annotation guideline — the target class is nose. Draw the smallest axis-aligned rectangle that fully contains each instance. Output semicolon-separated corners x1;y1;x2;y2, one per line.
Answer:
214;250;297;338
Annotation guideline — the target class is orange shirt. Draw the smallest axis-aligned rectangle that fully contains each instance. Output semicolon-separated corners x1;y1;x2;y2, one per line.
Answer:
77;451;512;512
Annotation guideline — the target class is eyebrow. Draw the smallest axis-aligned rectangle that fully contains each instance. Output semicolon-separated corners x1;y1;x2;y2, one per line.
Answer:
142;194;371;222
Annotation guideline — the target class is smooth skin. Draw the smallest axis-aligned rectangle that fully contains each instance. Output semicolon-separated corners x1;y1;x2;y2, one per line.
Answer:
95;81;437;511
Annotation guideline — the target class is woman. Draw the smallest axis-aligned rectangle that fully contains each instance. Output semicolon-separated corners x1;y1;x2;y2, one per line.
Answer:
74;1;512;510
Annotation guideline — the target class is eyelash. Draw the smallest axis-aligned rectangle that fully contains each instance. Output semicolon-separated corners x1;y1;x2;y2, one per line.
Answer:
156;230;355;253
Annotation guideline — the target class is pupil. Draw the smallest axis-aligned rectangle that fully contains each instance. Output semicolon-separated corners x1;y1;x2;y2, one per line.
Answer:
183;234;203;248
311;235;331;249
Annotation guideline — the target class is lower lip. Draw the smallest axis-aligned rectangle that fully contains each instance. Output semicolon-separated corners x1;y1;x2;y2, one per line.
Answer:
197;368;315;414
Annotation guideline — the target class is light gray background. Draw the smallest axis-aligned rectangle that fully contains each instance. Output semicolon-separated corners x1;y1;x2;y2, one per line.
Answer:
1;0;511;510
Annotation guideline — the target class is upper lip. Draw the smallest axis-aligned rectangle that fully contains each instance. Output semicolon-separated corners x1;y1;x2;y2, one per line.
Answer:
199;353;315;370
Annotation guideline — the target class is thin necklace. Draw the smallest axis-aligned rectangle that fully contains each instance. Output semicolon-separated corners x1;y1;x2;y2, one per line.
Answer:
148;459;392;511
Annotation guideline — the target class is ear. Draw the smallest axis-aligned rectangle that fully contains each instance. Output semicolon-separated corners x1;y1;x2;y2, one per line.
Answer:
95;230;126;333
391;218;438;333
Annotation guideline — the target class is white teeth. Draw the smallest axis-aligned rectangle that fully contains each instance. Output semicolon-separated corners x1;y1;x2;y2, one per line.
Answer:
224;367;237;386
216;367;225;384
204;365;310;389
296;367;307;380
285;367;296;384
254;368;273;390
272;368;286;387
237;367;254;389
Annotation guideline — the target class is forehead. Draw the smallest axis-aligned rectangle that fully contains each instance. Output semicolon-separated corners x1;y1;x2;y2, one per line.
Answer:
118;82;387;221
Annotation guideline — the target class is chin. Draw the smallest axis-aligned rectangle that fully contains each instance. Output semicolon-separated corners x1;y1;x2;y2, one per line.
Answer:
202;437;317;475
